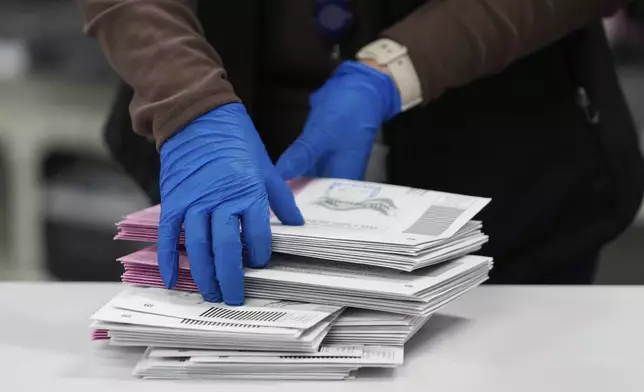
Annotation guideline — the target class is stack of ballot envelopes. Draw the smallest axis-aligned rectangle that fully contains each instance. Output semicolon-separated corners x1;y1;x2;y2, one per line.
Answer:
323;309;432;346
91;178;493;380
92;287;342;352
118;247;490;316
115;178;490;271
134;345;404;381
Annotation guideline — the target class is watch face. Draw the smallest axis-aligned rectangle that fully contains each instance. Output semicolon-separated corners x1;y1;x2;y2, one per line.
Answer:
359;40;406;65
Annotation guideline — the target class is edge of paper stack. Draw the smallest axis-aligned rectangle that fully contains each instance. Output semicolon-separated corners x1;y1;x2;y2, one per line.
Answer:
90;178;494;380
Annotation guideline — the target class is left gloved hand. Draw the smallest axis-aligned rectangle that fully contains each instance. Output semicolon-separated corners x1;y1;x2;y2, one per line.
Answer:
276;60;401;181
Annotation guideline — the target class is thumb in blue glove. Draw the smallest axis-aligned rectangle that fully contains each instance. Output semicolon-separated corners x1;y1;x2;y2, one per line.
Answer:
276;61;401;181
158;103;304;306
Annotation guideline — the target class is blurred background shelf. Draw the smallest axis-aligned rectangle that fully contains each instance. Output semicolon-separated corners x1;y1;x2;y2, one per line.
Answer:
0;78;150;281
0;1;151;282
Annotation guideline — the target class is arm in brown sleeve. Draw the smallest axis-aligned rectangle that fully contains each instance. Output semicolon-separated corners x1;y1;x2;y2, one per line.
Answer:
381;0;626;103
77;0;240;147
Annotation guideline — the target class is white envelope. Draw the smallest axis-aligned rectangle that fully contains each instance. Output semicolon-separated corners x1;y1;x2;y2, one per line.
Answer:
108;286;342;329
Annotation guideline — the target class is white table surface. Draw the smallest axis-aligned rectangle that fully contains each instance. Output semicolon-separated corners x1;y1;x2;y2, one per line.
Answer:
1;283;643;392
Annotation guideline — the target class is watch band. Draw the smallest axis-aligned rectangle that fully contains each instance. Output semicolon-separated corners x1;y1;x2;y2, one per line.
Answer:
357;38;423;111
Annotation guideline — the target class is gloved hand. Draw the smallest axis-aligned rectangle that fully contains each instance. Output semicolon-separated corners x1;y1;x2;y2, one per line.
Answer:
276;60;401;180
158;103;304;305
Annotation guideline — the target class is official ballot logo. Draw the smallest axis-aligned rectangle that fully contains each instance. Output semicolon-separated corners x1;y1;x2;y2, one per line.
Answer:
314;181;398;216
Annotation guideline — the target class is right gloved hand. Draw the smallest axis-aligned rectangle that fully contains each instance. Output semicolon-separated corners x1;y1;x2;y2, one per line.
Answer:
158;103;305;305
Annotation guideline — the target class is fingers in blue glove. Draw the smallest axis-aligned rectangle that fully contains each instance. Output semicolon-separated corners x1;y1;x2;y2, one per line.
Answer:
184;206;222;303
240;196;272;268
157;207;182;289
264;169;305;226
211;208;245;306
276;60;402;183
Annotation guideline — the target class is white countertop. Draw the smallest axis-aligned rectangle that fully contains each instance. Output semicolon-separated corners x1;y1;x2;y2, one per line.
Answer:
1;283;643;391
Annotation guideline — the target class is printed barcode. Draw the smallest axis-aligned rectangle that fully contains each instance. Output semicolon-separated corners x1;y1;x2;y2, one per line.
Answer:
404;205;465;236
198;307;287;322
180;318;261;329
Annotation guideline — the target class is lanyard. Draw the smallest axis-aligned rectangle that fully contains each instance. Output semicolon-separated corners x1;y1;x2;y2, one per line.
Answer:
314;0;355;60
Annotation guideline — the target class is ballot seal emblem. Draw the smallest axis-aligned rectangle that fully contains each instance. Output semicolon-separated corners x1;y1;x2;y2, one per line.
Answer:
313;180;398;216
314;196;397;216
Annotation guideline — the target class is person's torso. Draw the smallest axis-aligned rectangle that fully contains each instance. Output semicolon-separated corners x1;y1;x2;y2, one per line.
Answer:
107;0;644;283
250;4;644;282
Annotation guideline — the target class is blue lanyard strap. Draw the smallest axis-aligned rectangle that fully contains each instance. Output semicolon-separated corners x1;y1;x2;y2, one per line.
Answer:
314;0;355;44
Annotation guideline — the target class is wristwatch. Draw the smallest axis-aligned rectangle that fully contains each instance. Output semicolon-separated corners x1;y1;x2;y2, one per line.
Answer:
357;38;423;111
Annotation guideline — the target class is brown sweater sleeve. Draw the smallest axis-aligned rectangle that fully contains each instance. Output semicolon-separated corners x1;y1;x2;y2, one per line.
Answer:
381;0;625;103
77;0;240;147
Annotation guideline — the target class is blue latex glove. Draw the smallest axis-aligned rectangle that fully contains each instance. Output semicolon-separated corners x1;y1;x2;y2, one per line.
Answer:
276;61;401;180
158;103;304;305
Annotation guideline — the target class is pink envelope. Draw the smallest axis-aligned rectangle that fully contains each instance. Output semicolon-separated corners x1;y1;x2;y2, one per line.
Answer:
115;178;310;243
